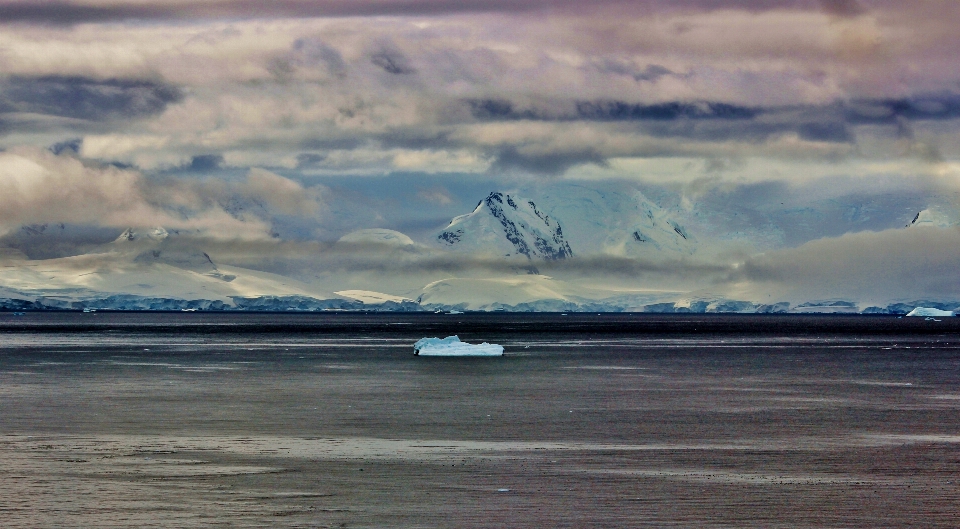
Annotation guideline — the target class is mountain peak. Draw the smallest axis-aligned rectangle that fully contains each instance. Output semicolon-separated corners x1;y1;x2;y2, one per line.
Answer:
435;185;697;261
436;191;573;260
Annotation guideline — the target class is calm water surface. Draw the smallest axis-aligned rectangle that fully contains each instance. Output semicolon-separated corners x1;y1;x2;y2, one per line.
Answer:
1;313;958;527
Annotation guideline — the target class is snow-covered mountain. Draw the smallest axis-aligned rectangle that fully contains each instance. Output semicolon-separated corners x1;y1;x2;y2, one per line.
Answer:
0;233;955;314
534;183;697;257
2;193;956;314
0;225;360;310
109;226;228;278
433;184;697;260
434;192;573;259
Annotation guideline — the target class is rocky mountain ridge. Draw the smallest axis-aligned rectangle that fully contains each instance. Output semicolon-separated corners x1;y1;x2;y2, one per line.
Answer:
434;184;698;260
436;191;573;260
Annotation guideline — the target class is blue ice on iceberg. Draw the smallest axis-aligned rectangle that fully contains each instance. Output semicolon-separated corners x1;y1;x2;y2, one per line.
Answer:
905;307;955;317
413;335;504;356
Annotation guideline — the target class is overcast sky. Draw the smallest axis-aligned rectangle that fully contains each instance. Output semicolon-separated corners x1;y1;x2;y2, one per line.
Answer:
0;0;957;302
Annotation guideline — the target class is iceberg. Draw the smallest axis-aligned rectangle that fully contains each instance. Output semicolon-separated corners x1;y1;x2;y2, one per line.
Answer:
413;335;504;356
906;307;955;317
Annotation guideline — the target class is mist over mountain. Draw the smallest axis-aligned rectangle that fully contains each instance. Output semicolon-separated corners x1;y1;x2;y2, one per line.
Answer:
1;181;958;314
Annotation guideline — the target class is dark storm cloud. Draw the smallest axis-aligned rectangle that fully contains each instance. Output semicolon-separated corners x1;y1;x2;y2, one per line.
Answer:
633;65;674;82
49;138;82;155
454;94;960;174
818;0;865;17
296;153;327;169
491;146;607;175
298;137;367;151
844;96;960;125
0;1;169;24
370;47;416;75
575;101;759;121
463;94;960;150
290;38;347;76
0;76;182;122
639;120;801;143
461;98;851;162
467;99;540;121
188;154;225;172
590;60;676;82
0;0;837;25
0;0;548;24
466;99;759;122
797;122;854;143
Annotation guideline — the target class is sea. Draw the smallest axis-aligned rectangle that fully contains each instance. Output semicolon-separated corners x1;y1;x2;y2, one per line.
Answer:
1;312;959;528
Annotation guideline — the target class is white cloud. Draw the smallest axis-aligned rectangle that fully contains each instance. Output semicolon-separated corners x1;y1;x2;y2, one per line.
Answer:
391;149;490;173
0;147;323;239
730;226;960;304
0;7;954;181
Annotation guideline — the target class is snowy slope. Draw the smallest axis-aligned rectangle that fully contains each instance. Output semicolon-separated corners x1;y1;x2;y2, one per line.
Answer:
434;192;573;259
0;227;344;305
534;183;697;257
335;289;414;304
0;255;340;304
433;185;696;260
108;227;223;275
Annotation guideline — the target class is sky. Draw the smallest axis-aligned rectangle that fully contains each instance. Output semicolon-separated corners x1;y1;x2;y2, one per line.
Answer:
0;0;958;304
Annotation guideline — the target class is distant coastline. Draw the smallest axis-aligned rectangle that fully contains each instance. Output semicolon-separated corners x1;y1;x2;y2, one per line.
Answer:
0;294;956;315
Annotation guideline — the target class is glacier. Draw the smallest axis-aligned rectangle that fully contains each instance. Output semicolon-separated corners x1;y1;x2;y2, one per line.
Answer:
905;307;955;317
413;336;504;356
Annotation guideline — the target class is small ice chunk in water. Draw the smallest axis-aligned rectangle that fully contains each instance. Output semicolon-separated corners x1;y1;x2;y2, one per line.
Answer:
906;307;955;317
413;335;503;356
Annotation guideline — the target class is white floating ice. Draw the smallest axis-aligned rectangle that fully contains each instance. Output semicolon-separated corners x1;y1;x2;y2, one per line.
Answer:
413;335;504;356
905;307;955;317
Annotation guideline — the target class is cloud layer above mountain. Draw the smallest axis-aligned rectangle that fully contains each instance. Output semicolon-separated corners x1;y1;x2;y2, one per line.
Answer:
0;1;957;178
0;147;323;239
